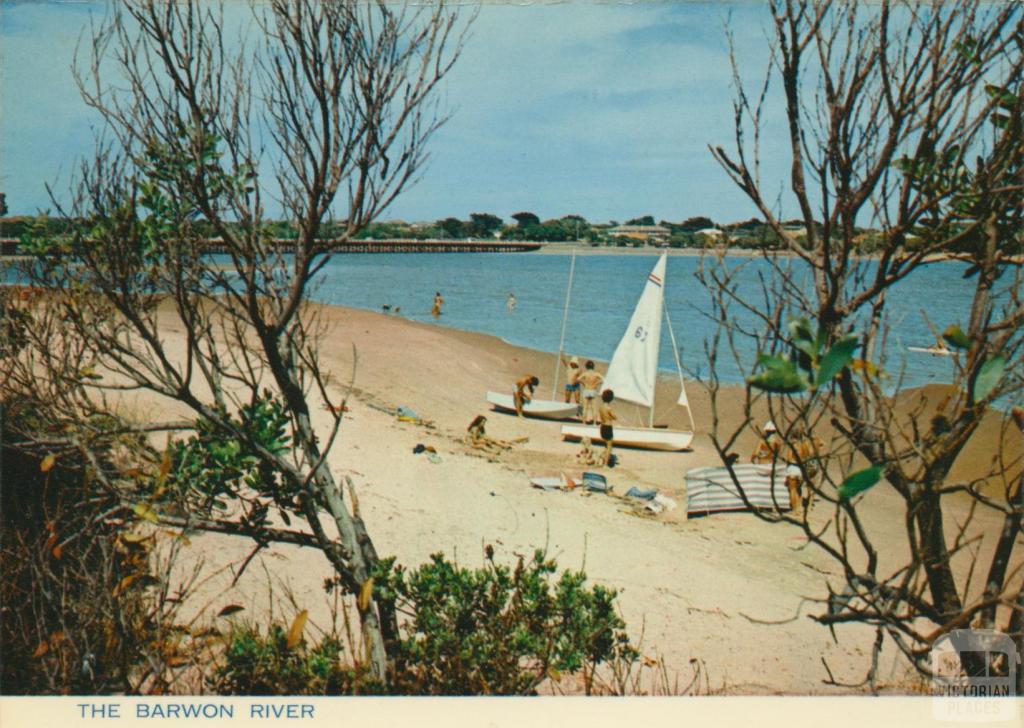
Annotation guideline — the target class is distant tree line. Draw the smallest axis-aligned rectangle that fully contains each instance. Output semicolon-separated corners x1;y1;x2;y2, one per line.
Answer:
4;206;1007;255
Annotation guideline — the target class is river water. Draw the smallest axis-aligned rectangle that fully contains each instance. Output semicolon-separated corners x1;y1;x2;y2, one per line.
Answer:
307;252;987;393
4;250;1002;396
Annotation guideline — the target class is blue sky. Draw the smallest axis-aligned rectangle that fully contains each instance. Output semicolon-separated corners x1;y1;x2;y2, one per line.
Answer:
1;1;789;225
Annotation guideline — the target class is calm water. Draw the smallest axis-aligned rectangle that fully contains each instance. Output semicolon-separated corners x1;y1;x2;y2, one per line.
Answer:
6;251;1002;396
307;253;987;393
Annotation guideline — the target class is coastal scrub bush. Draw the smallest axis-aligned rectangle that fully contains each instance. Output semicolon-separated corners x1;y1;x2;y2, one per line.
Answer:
213;622;376;695
209;550;636;696
0;397;185;694
374;550;637;695
157;396;293;519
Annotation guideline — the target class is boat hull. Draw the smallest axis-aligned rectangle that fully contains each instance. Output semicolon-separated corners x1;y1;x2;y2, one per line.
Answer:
908;346;954;357
486;391;580;420
560;423;694;451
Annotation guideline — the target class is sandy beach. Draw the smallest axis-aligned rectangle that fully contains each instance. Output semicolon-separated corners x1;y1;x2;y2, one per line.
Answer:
143;302;1016;695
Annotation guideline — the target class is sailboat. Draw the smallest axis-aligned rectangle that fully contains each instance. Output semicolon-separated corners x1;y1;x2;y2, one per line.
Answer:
560;254;695;451
486;252;581;420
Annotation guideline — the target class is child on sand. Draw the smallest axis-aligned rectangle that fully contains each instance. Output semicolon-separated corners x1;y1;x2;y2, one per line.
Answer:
597;389;617;466
513;374;539;417
465;415;512;455
579;360;603;424
575;436;597;466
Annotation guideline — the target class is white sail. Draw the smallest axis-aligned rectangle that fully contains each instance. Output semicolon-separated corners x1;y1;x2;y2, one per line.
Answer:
602;254;666;408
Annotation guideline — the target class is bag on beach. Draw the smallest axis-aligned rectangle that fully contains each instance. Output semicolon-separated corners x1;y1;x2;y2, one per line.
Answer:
583;472;610;493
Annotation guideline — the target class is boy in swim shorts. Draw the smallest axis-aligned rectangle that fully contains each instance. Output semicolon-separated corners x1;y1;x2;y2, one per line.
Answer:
597;388;616;466
560;354;582;404
579;360;603;424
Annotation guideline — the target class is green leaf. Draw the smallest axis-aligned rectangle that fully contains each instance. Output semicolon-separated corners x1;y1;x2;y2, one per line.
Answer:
815;334;860;387
786;317;819;359
974;355;1006;401
133;502;160;524
747;355;810;393
838;465;885;501
942;325;970;350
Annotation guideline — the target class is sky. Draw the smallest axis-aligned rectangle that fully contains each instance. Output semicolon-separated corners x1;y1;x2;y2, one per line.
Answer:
0;1;791;225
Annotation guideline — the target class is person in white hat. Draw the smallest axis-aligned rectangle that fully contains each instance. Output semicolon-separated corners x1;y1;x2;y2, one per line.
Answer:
751;420;783;464
560;353;583;405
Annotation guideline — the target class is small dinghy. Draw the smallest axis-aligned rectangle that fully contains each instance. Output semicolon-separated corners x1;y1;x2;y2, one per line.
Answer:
908;345;954;357
560;254;695;452
486;392;580;419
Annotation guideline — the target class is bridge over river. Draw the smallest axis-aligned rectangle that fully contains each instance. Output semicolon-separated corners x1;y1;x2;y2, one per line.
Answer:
0;238;542;256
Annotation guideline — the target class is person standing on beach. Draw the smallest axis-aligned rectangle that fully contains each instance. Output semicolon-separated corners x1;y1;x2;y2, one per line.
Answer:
507;292;516;312
597;389;617;466
560;354;582;404
432;291;444;318
579;360;603;424
785;428;823;516
751;421;782;464
513;374;539;417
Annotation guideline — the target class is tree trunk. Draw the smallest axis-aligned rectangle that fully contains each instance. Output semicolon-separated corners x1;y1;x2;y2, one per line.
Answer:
978;475;1022;629
267;337;391;684
294;413;390;684
916;491;964;619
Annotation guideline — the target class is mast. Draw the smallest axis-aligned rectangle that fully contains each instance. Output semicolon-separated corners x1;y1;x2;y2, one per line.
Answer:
650;256;663;429
664;302;696;432
551;249;577;399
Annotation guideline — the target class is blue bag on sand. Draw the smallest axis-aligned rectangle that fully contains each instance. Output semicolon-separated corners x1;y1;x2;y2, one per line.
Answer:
625;487;657;500
583;472;609;493
397;405;420;420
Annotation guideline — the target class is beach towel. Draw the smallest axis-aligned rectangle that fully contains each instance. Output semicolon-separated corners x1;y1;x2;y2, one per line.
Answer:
652;494;677;511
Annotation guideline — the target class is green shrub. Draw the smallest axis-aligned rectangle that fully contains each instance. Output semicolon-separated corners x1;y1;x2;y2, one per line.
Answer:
375;549;637;695
213;623;377;695
157;395;293;518
212;550;636;696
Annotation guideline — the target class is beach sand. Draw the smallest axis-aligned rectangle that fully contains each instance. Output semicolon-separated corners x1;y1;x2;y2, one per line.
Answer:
146;303;1016;695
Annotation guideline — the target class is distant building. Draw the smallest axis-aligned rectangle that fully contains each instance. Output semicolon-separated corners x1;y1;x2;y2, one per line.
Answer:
607;224;670;244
